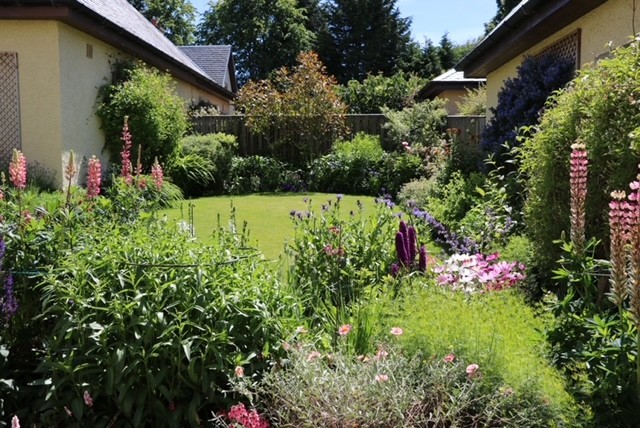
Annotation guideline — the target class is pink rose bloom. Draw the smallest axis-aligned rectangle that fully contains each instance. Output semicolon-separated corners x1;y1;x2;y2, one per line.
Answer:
390;327;403;336
235;366;244;378
466;363;480;378
307;351;322;362
375;374;389;382
83;390;94;407
443;353;456;363
338;324;352;336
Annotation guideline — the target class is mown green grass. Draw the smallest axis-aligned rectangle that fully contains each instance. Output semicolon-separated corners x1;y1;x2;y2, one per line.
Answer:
162;193;377;259
390;284;577;417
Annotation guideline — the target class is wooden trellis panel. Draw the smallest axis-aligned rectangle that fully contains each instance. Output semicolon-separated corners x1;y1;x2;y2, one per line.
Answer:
0;52;21;168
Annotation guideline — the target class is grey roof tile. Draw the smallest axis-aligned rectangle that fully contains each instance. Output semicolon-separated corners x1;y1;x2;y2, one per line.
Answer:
178;45;232;87
75;0;221;89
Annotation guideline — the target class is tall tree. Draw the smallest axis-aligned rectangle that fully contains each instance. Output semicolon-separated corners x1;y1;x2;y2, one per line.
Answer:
319;0;412;84
197;0;314;85
485;0;519;33
437;33;456;71
127;0;196;45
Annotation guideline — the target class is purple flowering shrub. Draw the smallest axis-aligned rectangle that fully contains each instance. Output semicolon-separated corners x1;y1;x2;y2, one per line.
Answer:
434;253;526;293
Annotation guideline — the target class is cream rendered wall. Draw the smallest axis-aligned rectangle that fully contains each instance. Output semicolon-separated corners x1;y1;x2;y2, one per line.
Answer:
58;23;121;187
0;20;63;185
174;79;233;114
437;89;469;115
485;0;640;118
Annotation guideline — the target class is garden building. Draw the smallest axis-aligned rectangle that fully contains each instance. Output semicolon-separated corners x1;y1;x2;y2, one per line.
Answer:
0;0;236;188
458;0;638;117
418;69;485;115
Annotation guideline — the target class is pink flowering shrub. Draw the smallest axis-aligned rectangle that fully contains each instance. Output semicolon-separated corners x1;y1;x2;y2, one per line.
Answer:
434;253;526;292
217;403;270;428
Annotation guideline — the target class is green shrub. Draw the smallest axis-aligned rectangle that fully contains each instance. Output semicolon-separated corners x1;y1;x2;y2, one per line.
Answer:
382;99;447;149
521;41;640;277
390;283;580;425
455;84;487;116
97;63;189;166
307;134;386;196
37;214;293;427
396;177;439;210
421;171;484;230
378;152;425;198
307;134;425;198
339;72;426;114
169;133;237;196
224;156;302;194
332;133;385;161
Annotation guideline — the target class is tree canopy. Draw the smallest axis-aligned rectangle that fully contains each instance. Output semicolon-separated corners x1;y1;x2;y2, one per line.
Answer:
127;0;197;45
197;0;314;85
318;0;412;84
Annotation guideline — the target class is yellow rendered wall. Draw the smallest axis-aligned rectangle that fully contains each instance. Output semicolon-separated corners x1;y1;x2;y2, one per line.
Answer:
174;79;234;114
485;0;640;117
0;20;63;185
436;89;469;115
58;23;120;187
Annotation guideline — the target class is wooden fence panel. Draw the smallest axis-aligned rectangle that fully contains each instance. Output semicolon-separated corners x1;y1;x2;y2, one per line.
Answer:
191;115;486;156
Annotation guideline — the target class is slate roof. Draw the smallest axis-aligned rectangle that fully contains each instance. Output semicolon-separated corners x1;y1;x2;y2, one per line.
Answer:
76;0;233;92
419;69;485;99
179;45;238;92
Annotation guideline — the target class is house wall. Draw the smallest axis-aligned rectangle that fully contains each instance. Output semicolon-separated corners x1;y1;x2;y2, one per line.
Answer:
174;79;234;114
58;23;120;187
436;89;469;115
486;0;640;116
0;20;63;186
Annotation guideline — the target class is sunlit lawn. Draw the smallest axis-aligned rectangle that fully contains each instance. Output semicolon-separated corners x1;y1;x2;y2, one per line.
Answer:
163;193;377;259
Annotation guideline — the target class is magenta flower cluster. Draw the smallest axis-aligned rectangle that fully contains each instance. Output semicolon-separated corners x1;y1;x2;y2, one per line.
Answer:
434;253;526;293
222;403;270;428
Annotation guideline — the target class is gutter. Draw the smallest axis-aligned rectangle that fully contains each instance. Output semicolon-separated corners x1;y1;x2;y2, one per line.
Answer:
457;0;606;77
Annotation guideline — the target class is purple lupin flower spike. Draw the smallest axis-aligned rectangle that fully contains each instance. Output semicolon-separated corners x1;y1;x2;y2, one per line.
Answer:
418;245;428;273
395;232;409;266
408;226;418;262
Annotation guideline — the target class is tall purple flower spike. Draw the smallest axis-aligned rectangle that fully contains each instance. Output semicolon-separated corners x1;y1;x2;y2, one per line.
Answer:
395;232;409;266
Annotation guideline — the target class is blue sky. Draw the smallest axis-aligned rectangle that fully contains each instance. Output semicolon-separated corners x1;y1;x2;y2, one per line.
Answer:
190;0;498;45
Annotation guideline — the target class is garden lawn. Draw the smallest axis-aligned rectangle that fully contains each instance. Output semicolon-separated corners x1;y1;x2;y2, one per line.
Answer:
163;193;376;259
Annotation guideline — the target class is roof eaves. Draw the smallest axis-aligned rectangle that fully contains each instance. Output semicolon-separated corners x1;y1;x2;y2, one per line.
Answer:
457;0;607;77
0;0;236;100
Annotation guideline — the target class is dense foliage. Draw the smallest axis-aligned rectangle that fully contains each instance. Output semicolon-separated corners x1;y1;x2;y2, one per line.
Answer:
481;54;575;165
521;42;640;277
97;63;189;166
339;72;426;113
319;0;411;84
382;99;448;149
168;133;238;197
